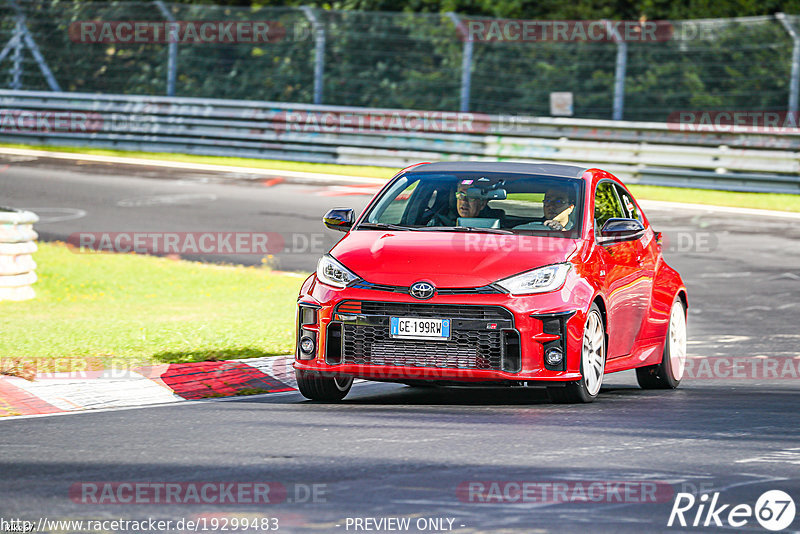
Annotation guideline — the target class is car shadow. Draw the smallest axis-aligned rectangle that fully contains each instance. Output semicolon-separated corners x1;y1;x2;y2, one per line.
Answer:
280;378;665;406
308;383;563;405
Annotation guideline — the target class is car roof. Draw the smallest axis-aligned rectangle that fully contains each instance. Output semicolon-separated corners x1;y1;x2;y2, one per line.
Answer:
404;161;589;179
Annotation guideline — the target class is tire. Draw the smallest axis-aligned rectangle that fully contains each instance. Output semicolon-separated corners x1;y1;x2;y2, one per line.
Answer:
295;370;353;401
548;304;606;404
636;298;687;389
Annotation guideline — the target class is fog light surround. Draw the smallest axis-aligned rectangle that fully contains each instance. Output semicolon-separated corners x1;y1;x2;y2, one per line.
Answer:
299;336;316;356
545;347;564;367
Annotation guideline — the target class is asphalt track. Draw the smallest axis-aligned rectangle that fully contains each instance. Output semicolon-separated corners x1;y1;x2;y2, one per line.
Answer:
1;153;800;533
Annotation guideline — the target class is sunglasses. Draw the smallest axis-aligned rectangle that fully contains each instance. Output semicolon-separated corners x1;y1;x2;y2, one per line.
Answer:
543;198;569;205
455;191;479;200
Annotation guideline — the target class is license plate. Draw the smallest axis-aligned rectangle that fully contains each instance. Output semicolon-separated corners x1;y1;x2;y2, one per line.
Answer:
390;317;451;340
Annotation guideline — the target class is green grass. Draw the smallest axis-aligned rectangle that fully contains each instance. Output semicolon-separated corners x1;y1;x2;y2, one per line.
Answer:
0;242;306;370
2;143;798;211
627;185;800;213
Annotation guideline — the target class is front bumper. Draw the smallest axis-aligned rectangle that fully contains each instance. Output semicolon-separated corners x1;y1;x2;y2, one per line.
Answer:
294;276;589;384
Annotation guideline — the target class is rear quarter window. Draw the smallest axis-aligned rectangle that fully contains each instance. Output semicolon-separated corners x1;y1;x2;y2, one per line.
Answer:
616;186;642;222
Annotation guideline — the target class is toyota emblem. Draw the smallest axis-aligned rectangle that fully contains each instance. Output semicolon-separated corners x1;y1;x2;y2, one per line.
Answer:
409;282;436;300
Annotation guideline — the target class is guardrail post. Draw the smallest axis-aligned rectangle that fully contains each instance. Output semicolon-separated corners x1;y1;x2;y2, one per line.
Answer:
777;13;800;114
605;20;628;121
301;6;325;105
155;1;177;97
447;12;473;113
0;207;39;302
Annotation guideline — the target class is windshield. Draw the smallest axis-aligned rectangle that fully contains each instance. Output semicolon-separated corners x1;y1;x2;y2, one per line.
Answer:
359;171;585;238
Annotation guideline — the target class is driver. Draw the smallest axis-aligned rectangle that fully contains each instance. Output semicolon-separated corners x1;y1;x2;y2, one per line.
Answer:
426;181;503;226
542;188;576;231
456;182;488;218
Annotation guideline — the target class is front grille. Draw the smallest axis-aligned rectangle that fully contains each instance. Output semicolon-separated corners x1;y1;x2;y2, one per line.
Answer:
334;301;515;371
342;324;503;370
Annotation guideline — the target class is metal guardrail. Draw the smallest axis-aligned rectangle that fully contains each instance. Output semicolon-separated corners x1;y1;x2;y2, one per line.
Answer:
0;89;799;194
0;206;38;302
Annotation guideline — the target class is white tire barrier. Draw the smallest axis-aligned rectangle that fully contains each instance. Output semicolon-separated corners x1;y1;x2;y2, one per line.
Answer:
0;208;39;301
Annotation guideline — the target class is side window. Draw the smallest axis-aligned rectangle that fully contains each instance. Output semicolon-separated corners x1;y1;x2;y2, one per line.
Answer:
594;182;625;229
369;179;419;224
616;185;641;221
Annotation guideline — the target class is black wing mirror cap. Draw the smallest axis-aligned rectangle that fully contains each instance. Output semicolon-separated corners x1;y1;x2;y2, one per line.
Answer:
323;208;355;232
599;218;646;243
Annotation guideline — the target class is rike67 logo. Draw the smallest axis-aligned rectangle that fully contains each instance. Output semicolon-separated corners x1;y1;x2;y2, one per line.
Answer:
668;490;796;531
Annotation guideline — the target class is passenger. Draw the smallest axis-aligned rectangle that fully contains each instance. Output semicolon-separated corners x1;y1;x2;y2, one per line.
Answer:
542;188;576;231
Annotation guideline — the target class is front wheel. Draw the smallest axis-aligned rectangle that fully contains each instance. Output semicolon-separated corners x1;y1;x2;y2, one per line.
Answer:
548;304;606;404
636;298;687;389
295;370;353;401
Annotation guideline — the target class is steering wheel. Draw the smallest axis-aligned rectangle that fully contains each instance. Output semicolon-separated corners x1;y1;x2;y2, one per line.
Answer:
420;204;452;226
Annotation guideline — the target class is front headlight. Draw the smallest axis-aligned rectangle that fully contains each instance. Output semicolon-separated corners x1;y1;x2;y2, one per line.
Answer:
316;254;361;288
496;263;572;295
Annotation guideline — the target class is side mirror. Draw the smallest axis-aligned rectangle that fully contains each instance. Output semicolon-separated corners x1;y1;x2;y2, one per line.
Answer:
323;208;355;232
599;218;645;243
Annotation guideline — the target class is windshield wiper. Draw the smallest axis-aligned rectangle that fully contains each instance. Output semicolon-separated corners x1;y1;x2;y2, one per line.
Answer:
417;226;515;235
359;223;514;235
356;222;412;231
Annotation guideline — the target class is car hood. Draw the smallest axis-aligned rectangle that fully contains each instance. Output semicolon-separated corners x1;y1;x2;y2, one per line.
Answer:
329;230;579;288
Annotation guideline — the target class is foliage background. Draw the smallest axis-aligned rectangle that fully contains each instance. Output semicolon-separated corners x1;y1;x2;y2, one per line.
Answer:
0;1;797;120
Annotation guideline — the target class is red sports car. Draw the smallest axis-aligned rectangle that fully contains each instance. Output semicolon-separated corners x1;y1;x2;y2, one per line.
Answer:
294;162;688;403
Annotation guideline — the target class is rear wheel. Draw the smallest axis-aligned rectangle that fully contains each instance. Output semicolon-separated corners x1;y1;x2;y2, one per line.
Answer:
548;304;606;404
636;298;687;389
295;370;353;401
